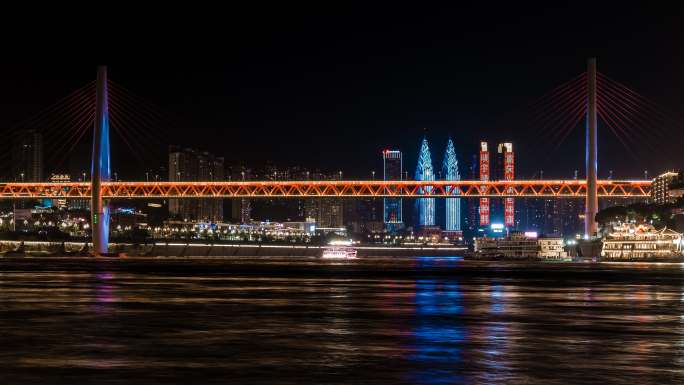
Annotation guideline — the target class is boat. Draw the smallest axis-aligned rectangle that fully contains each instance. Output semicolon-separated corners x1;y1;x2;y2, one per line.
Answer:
321;240;357;259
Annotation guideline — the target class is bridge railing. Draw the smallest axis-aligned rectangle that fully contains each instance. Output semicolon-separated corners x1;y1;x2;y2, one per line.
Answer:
0;180;651;199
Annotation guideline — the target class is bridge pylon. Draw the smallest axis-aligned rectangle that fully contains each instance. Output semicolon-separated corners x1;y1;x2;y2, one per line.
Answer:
91;66;111;255
585;58;598;239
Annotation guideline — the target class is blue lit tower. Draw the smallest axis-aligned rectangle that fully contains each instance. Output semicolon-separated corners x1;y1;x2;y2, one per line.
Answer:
383;150;403;231
415;138;435;226
91;66;111;255
442;137;461;231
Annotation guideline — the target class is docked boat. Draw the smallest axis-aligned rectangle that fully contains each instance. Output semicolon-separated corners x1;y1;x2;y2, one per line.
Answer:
321;240;357;259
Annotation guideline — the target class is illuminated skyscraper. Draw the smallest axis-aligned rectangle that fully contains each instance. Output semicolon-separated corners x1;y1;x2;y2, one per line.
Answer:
442;138;461;231
383;150;403;230
479;142;490;226
487;142;515;229
415;138;435;226
497;142;515;227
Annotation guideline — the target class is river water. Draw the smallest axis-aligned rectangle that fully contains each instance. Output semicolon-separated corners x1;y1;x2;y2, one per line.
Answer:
1;256;683;384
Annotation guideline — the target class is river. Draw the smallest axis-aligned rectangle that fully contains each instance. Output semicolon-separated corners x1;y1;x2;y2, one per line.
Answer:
1;256;683;384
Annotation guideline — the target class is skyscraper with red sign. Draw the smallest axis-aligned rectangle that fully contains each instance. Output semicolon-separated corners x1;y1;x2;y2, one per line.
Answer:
479;141;490;226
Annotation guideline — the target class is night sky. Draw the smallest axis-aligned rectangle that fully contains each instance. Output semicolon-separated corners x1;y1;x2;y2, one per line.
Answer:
2;4;683;180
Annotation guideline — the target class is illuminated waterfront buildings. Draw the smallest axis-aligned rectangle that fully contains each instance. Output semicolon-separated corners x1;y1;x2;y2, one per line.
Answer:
415;138;435;227
442;138;461;231
602;223;682;259
474;232;567;260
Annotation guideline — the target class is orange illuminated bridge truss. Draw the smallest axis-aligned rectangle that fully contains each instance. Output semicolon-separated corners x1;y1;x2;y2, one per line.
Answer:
0;180;650;199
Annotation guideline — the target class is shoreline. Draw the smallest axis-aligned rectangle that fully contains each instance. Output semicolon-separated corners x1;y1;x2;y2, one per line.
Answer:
0;240;467;258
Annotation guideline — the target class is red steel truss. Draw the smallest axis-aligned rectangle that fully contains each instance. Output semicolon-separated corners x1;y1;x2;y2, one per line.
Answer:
0;180;650;199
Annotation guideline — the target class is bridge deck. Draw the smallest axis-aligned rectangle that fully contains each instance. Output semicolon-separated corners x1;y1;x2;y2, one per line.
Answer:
0;180;650;199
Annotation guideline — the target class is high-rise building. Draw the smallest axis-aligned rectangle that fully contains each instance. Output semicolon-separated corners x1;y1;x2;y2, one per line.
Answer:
232;199;252;223
169;146;199;221
197;151;224;222
12;129;43;182
383;149;403;230
12;129;43;209
415;138;435;227
651;171;681;205
497;142;515;227
543;198;562;236
345;198;383;234
479;141;490;226
168;146;225;222
560;198;583;238
303;172;344;228
227;166;253;224
484;142;515;229
442;138;461;231
465;154;479;232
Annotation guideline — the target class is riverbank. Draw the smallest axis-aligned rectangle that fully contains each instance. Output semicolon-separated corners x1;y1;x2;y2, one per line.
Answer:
465;254;684;263
0;240;467;258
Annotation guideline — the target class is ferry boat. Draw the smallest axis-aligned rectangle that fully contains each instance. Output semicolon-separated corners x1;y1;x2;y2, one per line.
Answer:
321;240;358;259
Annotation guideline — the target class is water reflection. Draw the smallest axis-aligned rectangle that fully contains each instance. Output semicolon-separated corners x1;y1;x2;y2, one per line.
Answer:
93;271;117;313
410;279;466;384
1;258;684;384
415;256;463;268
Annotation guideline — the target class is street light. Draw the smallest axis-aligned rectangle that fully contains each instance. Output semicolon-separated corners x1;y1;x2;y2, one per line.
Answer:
372;170;375;180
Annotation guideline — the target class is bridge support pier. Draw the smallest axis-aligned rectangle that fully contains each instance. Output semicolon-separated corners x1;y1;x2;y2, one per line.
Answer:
91;66;111;255
585;58;598;239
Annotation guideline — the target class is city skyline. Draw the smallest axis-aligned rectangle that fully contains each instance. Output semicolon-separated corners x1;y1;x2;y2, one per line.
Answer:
4;7;684;385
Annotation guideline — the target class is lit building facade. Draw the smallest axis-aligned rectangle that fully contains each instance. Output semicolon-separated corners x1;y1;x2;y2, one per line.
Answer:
498;142;515;227
442;138;460;231
479;141;490;226
602;223;682;259
415;138;435;227
651;171;681;205
49;174;71;209
488;142;515;228
197;151;225;222
383;150;403;230
303;172;344;228
168;146;225;222
474;232;567;260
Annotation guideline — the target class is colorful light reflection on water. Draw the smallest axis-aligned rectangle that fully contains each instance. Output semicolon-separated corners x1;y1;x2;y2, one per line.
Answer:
1;256;684;384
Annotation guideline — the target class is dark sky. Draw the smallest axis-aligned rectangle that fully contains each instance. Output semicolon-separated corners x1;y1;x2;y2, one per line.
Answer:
2;4;684;180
